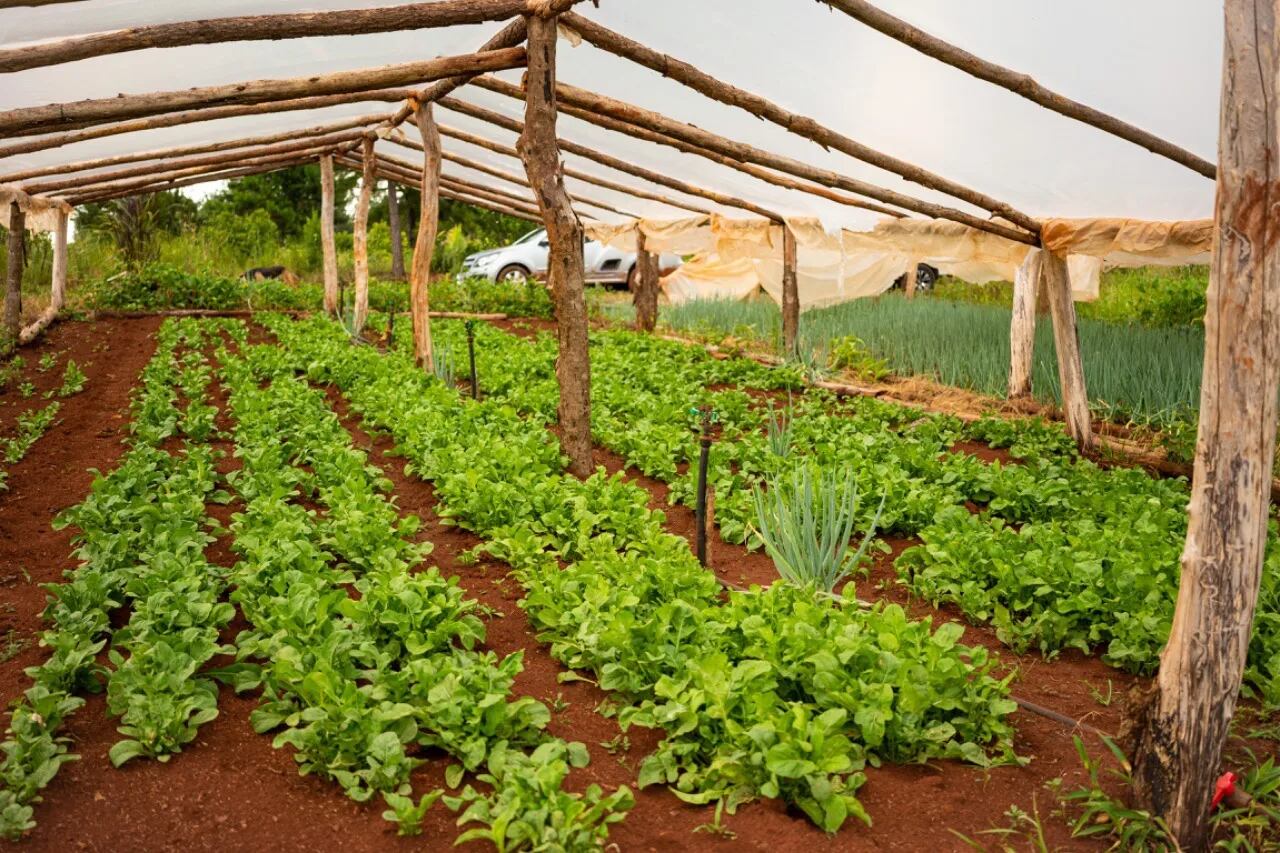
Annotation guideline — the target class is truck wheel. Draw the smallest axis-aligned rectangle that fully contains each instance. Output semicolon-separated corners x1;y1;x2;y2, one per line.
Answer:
497;264;530;285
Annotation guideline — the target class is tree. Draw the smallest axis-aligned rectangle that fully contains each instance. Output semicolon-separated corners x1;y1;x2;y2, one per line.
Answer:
201;164;356;238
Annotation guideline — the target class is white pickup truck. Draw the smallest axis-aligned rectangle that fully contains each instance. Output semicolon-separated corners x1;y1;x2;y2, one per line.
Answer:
458;228;682;290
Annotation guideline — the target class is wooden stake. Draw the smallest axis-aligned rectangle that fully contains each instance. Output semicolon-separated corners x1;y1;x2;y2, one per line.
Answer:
782;223;800;357
0;48;527;137
903;260;919;299
1008;249;1040;398
562;13;1039;232
3;202;24;348
352;137;377;334
1040;252;1092;451
411;102;441;371
633;230;660;332
519;13;593;478
818;0;1216;179
18;207;67;345
320;155;339;316
0;0;536;73
388;181;406;280
1125;2;1280;846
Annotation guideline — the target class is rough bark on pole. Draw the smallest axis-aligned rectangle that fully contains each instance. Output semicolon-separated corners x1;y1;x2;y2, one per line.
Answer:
782;223;800;357
517;12;593;479
353;136;377;334
411;102;442;371
1123;2;1280;848
633;230;660;332
3;203;24;349
320;155;339;316
1040;251;1092;451
1008;249;1041;398
388;181;406;280
18;207;67;345
903;261;919;299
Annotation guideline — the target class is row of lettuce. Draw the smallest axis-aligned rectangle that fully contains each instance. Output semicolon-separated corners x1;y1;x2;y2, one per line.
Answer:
421;319;1280;706
264;313;1021;832
1;356;88;493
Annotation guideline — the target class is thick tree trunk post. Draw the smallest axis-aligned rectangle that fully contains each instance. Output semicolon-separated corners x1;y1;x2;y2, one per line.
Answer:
1125;3;1280;848
353;136;376;333
1008;249;1041;398
1040;251;1092;451
781;223;800;358
903;260;918;299
517;12;592;478
19;207;67;344
387;181;406;280
320;154;339;316
3;202;24;348
411;101;442;371
632;230;660;332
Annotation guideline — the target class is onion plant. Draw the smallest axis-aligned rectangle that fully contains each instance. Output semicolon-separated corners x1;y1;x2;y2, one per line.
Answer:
750;464;884;593
766;396;793;459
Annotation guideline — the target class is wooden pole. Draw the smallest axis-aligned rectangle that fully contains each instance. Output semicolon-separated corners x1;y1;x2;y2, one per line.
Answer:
353;137;377;334
519;11;593;478
21;129;365;194
0;93;412;160
441;96;784;221
439;150;639;217
1008;249;1040;398
0;0;536;73
411;102;441;371
3;203;24;349
818;0;1216;180
782;223;800;357
64;157;317;206
903;260;919;299
562;13;1039;232
338;153;543;223
18;207;67;345
388;181;406;280
320;155;340;316
0;113;388;184
1040;252;1092;451
0;48;528;137
1125;2;1280;847
633;230;660;332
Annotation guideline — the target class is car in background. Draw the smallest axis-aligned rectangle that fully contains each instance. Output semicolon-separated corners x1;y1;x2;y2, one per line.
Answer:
891;263;941;293
458;228;682;290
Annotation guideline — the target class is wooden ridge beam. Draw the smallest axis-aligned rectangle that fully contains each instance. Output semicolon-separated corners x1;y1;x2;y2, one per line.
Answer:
395;125;711;214
0;113;390;183
473;75;1037;244
0;90;415;159
817;0;1216;179
0;1;538;74
22;129;366;194
562;12;1036;231
439;96;784;221
0;47;527;137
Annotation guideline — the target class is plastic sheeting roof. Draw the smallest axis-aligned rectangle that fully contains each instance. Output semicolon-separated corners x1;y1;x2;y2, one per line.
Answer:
0;0;1220;232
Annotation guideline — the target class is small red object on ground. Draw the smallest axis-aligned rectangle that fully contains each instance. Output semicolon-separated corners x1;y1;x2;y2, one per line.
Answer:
1212;772;1238;809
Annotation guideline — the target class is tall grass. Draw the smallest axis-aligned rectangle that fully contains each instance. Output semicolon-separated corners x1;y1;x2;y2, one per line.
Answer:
662;294;1204;423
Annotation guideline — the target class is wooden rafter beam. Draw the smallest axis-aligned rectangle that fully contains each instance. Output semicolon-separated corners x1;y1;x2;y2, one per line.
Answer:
0;0;538;74
0;113;390;183
438;96;784;221
562;12;1036;231
62;157;318;206
0;90;416;160
816;0;1216;179
0;47;527;136
472;76;1037;244
336;151;543;223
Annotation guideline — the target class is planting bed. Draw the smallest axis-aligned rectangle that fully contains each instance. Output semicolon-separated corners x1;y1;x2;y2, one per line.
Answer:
0;316;1275;851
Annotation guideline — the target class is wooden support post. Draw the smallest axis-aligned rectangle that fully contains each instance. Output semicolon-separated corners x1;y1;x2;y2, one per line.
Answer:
388;181;406;280
1124;2;1280;848
903;260;919;299
781;223;799;358
18;207;67;345
518;11;592;478
1040;252;1092;451
320;155;339;316
353;137;376;333
3;203;24;349
411;102;442;371
1008;249;1041;398
633;230;660;333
